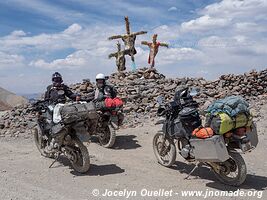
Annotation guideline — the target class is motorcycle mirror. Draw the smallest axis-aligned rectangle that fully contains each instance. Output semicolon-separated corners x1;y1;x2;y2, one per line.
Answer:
189;87;199;97
156;96;165;105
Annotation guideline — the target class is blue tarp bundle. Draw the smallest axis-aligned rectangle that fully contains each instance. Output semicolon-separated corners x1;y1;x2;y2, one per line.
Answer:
206;96;250;117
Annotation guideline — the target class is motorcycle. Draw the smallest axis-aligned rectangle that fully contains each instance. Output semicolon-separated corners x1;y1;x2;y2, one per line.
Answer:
90;104;123;148
96;108;123;148
32;99;91;173
83;97;123;148
153;88;258;186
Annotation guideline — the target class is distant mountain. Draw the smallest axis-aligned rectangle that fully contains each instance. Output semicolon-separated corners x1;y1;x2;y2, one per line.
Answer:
0;87;28;111
20;93;42;101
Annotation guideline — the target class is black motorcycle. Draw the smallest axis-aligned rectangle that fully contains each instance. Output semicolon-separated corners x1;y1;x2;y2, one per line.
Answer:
32;99;91;173
84;98;124;148
94;106;123;148
153;88;258;186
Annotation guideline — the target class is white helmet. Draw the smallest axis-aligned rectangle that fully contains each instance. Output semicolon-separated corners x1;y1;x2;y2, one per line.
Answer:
96;73;105;80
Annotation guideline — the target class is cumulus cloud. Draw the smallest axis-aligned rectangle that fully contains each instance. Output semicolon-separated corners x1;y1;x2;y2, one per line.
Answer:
176;0;267;76
30;50;87;69
168;6;178;12
181;15;231;32
0;51;25;68
152;25;180;42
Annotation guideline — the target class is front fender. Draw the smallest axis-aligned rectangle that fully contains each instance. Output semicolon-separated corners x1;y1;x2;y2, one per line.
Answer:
110;121;119;130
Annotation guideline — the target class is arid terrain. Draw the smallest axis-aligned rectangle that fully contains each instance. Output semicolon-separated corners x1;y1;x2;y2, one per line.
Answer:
0;103;266;200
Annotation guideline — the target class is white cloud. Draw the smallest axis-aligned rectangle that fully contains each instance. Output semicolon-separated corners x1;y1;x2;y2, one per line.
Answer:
0;23;125;56
1;0;86;24
10;30;27;37
201;0;267;18
152;25;180;42
168;6;177;12
181;15;231;32
0;51;25;68
176;0;267;77
30;49;103;69
63;23;82;35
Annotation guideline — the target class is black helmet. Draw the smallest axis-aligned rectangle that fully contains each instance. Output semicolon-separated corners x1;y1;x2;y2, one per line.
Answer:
52;72;63;86
52;72;63;85
174;86;189;102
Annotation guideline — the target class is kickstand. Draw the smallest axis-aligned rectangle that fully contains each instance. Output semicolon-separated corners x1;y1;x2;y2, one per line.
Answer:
184;161;200;180
49;155;59;168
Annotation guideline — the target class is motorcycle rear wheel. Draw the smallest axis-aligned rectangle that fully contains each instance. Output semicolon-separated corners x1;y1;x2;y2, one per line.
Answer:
153;132;176;167
212;152;247;186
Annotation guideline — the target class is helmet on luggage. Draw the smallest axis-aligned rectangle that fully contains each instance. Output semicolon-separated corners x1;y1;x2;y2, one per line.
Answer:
174;86;189;101
174;86;196;107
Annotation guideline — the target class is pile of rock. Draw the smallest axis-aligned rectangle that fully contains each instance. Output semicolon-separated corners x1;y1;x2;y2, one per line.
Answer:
68;67;267;127
0;104;35;137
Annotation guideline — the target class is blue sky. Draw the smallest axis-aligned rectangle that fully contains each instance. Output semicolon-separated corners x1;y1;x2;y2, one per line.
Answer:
0;0;266;94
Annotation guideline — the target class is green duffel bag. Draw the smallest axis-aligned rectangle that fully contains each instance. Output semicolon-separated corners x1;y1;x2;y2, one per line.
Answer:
206;112;253;135
235;113;253;128
209;113;235;135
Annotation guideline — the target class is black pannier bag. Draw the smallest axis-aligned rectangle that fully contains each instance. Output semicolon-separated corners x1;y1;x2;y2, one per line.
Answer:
59;102;98;124
168;107;201;138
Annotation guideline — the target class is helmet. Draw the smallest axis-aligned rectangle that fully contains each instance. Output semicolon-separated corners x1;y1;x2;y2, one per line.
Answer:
174;86;189;103
96;73;106;88
96;73;105;80
52;72;63;85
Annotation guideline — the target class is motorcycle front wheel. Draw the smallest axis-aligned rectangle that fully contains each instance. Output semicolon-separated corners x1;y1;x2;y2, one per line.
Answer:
98;124;116;148
33;124;54;158
153;132;176;167
212;152;247;186
69;137;90;173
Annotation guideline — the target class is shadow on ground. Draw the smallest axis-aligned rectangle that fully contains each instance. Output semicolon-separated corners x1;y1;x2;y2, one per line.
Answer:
171;160;267;191
49;157;125;176
112;135;141;150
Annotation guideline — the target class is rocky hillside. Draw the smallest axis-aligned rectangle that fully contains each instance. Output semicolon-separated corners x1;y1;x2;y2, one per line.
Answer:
0;67;267;136
0;87;28;111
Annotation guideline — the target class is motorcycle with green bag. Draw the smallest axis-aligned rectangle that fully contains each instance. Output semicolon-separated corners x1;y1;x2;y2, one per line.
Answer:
153;88;258;186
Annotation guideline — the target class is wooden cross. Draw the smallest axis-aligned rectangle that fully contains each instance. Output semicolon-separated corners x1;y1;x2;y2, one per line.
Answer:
141;34;168;68
108;16;147;63
108;41;130;72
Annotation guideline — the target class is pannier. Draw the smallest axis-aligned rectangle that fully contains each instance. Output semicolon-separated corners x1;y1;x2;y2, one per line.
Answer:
190;135;229;162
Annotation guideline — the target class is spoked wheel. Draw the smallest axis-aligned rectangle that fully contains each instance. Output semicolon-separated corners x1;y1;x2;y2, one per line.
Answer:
153;132;176;167
213;152;247;186
98;124;116;148
68;137;90;173
33;124;54;158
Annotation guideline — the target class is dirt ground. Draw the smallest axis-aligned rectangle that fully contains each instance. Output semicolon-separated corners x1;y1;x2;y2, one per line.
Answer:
0;107;267;200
